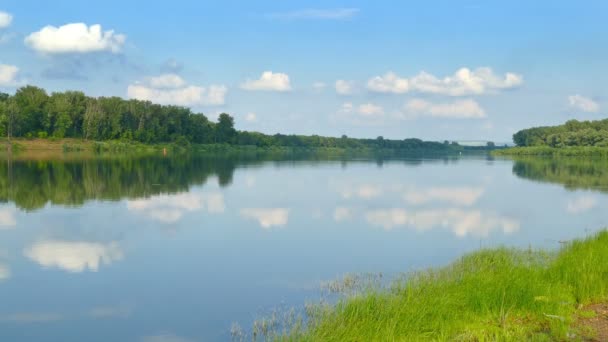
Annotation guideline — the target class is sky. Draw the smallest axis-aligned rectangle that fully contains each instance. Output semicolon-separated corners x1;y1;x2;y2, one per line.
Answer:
0;0;607;142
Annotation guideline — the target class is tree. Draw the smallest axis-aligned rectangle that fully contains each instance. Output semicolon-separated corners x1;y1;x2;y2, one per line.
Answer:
216;113;236;143
13;86;48;136
487;141;496;148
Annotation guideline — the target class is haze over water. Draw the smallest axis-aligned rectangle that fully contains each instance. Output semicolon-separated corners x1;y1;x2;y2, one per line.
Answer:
0;153;606;341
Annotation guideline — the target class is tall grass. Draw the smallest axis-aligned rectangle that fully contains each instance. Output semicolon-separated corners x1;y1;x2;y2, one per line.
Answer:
493;146;608;157
264;231;608;341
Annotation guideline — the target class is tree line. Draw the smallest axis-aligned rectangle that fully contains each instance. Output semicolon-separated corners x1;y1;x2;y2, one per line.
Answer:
513;119;608;147
0;85;464;151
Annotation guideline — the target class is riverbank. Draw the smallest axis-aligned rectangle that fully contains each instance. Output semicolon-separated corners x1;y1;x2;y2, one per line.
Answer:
266;230;608;341
1;138;493;160
493;146;608;157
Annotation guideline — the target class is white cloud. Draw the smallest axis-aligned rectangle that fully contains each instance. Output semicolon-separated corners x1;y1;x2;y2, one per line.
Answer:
399;98;486;119
313;82;327;90
568;95;599;113
245;112;257;122
335;80;354;95
365;208;519;237
146;74;186;89
358;103;384;117
367;72;409;94
0;263;10;281
240;71;291;92
127;192;225;223
24;240;123;273
0;208;16;228
0;64;19;87
333;207;354;222
268;8;359;20
240;208;289;229
128;74;227;107
404;187;485;206
368;67;522;96
25;23;126;54
340;184;383;199
331;102;385;126
0;11;13;29
566;196;597;214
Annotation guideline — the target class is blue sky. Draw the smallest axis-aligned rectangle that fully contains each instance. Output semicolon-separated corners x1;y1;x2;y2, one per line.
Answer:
0;0;607;142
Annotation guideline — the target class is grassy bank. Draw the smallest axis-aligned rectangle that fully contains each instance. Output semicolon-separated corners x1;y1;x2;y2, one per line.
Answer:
493;146;608;157
1;138;486;160
263;231;608;341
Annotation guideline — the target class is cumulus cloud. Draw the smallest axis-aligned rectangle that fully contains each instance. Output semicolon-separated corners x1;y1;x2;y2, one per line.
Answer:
128;74;227;106
127;192;225;223
0;11;13;29
0;64;19;87
335;80;354;95
365;208;519;237
268;8;359;20
146;74;186;89
333;207;354;222
566;196;597;214
368;67;522;96
240;71;291;92
24;240;123;273
0;208;16;228
25;23;126;54
331;102;385;126
404;187;485;206
399;98;486;119
568;95;599;113
367;72;409;94
240;208;289;229
245;112;257;122
358;103;385;117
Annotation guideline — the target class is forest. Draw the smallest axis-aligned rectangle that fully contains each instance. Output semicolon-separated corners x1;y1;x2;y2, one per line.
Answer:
0;86;462;151
513;118;608;147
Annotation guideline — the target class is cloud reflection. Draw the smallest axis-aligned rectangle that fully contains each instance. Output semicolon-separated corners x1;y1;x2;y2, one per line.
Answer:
403;187;485;206
0;263;10;281
566;196;598;214
0;208;16;228
127;192;225;223
240;208;289;229
24;240;123;272
365;208;519;237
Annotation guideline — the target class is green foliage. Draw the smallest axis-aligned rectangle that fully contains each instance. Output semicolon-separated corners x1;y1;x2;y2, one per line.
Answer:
512;119;608;148
0;85;474;153
271;231;608;341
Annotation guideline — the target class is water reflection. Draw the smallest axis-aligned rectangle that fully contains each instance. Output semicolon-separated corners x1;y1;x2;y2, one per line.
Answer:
364;208;520;237
0;153;607;341
127;192;225;223
512;157;608;192
24;240;123;273
240;208;290;229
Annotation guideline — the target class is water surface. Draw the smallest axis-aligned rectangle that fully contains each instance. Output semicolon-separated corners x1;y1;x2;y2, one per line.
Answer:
0;153;606;341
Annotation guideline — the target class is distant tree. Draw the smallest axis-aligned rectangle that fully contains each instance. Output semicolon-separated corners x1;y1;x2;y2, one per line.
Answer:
216;113;236;143
487;141;496;148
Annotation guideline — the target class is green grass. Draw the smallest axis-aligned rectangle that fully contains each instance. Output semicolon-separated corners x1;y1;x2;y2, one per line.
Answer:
265;230;608;341
493;146;608;157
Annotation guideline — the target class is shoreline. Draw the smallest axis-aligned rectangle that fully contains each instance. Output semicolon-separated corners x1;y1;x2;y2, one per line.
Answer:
250;230;608;341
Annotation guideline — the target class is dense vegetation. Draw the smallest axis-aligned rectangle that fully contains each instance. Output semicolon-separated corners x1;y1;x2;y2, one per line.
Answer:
512;119;608;148
258;231;608;341
0;86;465;152
512;157;608;192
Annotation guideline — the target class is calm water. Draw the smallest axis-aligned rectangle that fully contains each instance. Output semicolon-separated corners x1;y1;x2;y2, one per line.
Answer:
0;153;607;341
